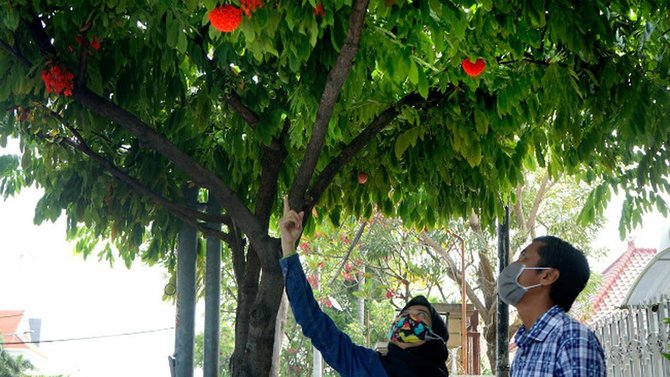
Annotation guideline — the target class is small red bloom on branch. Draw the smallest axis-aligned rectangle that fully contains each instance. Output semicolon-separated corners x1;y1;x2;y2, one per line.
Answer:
76;35;101;51
240;0;262;16
462;58;486;77
313;3;325;17
41;63;75;97
209;5;243;32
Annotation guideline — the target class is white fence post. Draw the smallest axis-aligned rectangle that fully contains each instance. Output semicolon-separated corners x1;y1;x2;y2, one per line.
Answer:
593;297;670;377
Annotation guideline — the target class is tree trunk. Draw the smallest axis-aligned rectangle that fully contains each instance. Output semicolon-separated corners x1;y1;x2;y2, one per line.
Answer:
229;240;285;377
270;292;288;377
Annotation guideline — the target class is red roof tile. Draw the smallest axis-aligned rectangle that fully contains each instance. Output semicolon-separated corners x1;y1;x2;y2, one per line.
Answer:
587;240;656;322
0;310;28;349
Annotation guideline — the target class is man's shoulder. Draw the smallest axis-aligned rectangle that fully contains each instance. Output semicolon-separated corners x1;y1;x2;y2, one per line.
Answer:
541;306;596;339
548;309;600;346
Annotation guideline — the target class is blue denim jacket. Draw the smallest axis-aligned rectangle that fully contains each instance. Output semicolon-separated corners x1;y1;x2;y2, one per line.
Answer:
280;254;389;377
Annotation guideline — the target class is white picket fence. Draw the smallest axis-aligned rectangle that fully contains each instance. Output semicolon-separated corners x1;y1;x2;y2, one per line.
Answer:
593;298;670;377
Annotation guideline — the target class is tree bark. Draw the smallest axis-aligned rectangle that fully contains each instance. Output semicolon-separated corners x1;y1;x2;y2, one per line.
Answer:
270;292;288;377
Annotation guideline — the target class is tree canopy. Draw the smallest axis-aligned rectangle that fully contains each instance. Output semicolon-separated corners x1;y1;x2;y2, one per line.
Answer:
1;0;669;375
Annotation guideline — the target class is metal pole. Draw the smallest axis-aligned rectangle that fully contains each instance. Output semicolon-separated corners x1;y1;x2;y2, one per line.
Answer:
446;229;468;374
203;198;221;377
496;205;510;377
174;185;198;377
460;237;467;374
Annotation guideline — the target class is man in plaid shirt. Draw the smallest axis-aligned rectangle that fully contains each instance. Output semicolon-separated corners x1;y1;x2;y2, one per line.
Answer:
498;236;606;376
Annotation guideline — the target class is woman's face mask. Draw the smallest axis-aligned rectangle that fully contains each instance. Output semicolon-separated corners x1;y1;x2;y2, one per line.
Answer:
497;261;551;306
388;313;442;344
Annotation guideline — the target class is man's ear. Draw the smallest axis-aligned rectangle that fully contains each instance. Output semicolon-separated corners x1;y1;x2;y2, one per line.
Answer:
542;268;560;285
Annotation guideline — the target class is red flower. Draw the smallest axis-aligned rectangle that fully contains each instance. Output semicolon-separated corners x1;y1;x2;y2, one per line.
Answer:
209;5;243;32
299;242;311;253
75;35;101;51
90;36;101;50
313;3;325;17
240;0;262;16
386;290;394;299
462;58;486;77
307;273;320;288
41;63;75;97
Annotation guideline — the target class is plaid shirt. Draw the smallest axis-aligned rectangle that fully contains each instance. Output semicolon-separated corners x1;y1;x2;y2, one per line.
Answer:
511;305;606;377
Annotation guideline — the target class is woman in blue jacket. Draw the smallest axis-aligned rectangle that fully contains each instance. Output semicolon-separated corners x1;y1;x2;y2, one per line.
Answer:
279;197;449;377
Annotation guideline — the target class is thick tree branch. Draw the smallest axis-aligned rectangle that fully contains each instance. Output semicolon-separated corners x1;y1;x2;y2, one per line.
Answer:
289;0;370;210
69;87;267;244
419;232;487;315
40;106;227;224
513;184;527;235
76;33;89;87
26;12;267;248
527;172;553;239
306;88;450;211
32;125;228;240
253;122;288;264
226;92;259;130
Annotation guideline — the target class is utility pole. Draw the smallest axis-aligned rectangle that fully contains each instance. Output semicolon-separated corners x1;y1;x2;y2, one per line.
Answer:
173;185;198;377
203;198;221;377
496;205;510;377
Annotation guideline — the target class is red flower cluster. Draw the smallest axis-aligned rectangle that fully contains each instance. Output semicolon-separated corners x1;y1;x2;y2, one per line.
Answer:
313;3;325;17
240;0;262;16
209;5;243;32
299;242;311;253
462;58;486;77
307;273;320;288
41;63;74;96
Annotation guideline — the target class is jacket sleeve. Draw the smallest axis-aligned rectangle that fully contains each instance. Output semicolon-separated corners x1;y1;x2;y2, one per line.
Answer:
280;254;387;377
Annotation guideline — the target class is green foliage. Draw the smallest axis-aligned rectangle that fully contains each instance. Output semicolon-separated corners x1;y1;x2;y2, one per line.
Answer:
0;346;34;377
665;317;670;360
0;0;667;272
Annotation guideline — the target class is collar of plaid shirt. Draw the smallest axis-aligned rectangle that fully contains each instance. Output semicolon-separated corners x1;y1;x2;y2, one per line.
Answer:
514;305;563;345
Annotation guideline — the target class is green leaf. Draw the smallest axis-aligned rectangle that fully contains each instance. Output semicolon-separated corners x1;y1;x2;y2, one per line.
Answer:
0;155;19;177
417;69;429;99
177;31;187;53
408;60;419;85
474;109;489;135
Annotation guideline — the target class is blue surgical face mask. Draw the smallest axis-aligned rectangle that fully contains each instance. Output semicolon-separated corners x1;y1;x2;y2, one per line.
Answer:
497;262;551;306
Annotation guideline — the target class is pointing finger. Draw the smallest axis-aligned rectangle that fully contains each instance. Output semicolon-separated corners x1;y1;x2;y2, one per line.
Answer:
283;195;290;215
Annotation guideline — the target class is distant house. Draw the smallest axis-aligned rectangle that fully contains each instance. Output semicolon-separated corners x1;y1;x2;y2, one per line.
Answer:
0;310;47;373
587;238;670;376
584;240;657;324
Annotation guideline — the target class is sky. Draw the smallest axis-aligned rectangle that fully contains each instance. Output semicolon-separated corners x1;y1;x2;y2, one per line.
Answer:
0;138;190;377
1;139;668;376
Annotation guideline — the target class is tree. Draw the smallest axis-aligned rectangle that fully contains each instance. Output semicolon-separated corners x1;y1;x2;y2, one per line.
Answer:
421;170;607;372
0;346;34;377
1;1;668;375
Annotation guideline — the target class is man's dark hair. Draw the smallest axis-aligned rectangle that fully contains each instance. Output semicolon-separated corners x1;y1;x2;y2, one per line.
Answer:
533;236;590;312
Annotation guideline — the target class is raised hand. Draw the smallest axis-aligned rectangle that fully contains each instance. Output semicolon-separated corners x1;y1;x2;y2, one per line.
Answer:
279;196;304;257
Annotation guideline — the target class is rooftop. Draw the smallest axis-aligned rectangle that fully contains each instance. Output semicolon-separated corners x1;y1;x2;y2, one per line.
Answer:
586;240;657;323
0;310;28;349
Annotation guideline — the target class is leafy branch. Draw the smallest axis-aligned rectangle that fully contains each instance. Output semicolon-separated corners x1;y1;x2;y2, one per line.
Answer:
23;12;268;247
33;107;230;240
289;0;370;210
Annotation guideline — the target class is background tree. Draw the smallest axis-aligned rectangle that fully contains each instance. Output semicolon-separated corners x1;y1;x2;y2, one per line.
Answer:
421;169;607;372
0;346;34;377
1;1;669;375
